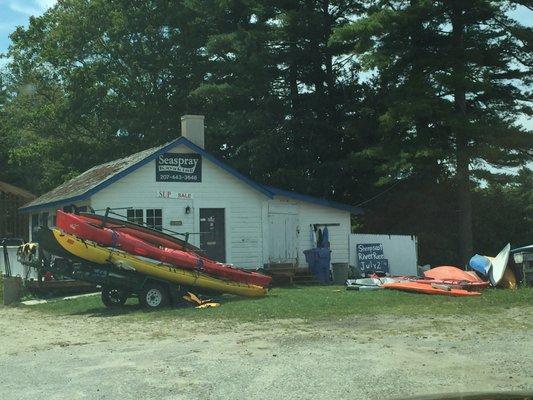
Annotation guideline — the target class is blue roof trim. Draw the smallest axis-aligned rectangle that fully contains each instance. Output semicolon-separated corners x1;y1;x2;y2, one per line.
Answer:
20;138;182;213
20;137;273;213
263;185;363;215
19;194;90;213
179;138;274;198
20;137;360;215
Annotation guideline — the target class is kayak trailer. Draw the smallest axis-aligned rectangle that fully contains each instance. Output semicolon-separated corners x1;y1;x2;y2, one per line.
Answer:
53;258;195;309
26;227;214;309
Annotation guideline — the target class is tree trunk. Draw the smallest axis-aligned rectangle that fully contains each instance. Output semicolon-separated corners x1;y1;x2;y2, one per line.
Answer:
323;0;334;99
288;40;299;117
409;0;437;183
450;2;473;265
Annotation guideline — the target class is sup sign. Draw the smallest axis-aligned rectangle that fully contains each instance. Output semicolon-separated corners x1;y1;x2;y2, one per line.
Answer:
156;153;202;182
356;243;389;274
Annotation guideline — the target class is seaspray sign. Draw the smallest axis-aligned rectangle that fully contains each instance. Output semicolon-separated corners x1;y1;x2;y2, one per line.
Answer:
356;243;389;273
156;153;201;182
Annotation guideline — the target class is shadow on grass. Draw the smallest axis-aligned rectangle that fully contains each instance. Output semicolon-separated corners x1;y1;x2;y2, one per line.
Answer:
65;293;260;317
69;303;143;317
29;286;533;322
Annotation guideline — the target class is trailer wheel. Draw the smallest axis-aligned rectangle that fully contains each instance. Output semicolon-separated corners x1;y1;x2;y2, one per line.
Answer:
139;283;169;309
101;287;128;308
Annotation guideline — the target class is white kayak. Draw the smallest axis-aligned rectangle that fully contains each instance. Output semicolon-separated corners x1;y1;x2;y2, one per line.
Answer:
488;243;511;286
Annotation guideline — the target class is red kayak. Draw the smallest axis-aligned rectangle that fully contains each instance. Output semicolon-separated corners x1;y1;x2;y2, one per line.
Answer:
413;278;489;291
56;211;272;287
368;273;489;291
382;282;481;297
77;212;204;255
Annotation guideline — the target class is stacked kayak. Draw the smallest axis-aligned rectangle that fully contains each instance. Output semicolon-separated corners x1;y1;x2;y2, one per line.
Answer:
382;281;481;297
347;267;489;296
346;277;398;291
420;266;489;290
469;244;513;287
56;210;271;288
77;212;205;255
42;227;267;298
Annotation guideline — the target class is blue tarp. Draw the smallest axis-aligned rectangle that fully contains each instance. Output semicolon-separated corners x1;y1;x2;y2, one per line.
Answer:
321;227;330;248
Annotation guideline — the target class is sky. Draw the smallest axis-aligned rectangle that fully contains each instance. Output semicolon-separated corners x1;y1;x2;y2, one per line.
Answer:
0;0;531;133
0;1;55;54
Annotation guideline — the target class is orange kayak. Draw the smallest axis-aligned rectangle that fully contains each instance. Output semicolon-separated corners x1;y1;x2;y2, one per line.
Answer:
382;282;481;297
424;266;483;282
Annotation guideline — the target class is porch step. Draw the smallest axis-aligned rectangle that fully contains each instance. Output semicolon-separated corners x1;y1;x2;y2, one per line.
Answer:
293;270;320;285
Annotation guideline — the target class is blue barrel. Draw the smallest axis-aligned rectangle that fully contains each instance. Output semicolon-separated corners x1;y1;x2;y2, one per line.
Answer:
304;248;331;284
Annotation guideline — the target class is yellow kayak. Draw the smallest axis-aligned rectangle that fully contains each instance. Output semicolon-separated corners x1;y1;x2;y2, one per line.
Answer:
51;229;267;298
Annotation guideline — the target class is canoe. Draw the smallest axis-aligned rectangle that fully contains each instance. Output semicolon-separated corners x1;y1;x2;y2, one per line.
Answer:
488;243;511;286
56;211;272;287
382;282;481;297
48;228;267;298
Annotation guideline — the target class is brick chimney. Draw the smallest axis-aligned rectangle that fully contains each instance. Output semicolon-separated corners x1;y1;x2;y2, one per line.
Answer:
181;115;205;149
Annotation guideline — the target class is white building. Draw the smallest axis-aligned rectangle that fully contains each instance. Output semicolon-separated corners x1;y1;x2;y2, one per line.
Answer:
20;115;361;270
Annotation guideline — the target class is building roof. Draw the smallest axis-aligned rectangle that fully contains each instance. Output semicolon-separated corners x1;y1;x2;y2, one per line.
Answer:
20;137;362;215
0;181;36;200
263;185;362;214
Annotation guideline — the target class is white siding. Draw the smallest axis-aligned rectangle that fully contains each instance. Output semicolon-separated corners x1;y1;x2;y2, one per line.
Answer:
28;144;353;271
91;143;265;268
264;197;351;268
28;201;90;241
349;233;418;276
0;246;38;279
297;202;351;267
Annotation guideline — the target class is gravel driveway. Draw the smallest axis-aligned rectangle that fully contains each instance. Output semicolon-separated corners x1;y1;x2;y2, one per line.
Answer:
0;306;531;400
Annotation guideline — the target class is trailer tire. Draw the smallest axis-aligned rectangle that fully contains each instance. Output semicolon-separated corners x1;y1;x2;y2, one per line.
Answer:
101;287;128;308
139;283;169;309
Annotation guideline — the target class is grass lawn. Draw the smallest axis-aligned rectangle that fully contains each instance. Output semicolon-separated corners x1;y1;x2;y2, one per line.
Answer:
25;285;533;323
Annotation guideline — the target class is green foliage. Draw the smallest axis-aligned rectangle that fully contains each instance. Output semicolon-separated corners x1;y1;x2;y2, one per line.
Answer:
28;285;533;322
472;168;533;253
331;0;532;262
0;0;531;263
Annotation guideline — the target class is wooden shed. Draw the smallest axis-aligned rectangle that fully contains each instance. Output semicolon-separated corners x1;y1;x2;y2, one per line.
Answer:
20;116;362;270
0;181;35;241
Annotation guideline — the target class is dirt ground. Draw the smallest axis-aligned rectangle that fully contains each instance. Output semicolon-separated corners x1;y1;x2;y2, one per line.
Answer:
0;306;531;400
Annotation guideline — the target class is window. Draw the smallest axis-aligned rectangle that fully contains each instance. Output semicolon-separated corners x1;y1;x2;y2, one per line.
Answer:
146;209;162;231
62;205;87;213
31;214;39;232
126;209;144;225
40;212;49;227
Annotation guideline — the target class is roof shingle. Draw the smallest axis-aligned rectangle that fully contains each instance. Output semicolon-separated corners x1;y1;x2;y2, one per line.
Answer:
21;143;167;210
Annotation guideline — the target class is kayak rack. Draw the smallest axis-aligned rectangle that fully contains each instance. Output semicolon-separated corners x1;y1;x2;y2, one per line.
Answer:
86;207;202;247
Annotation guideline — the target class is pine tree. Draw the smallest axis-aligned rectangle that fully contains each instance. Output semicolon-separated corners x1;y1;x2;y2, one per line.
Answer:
333;0;532;263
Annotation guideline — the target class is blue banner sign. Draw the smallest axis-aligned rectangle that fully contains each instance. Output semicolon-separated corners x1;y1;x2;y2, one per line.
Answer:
356;243;389;273
156;153;202;182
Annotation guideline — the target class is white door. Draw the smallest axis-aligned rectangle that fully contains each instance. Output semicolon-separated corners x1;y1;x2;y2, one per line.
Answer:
268;212;299;264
